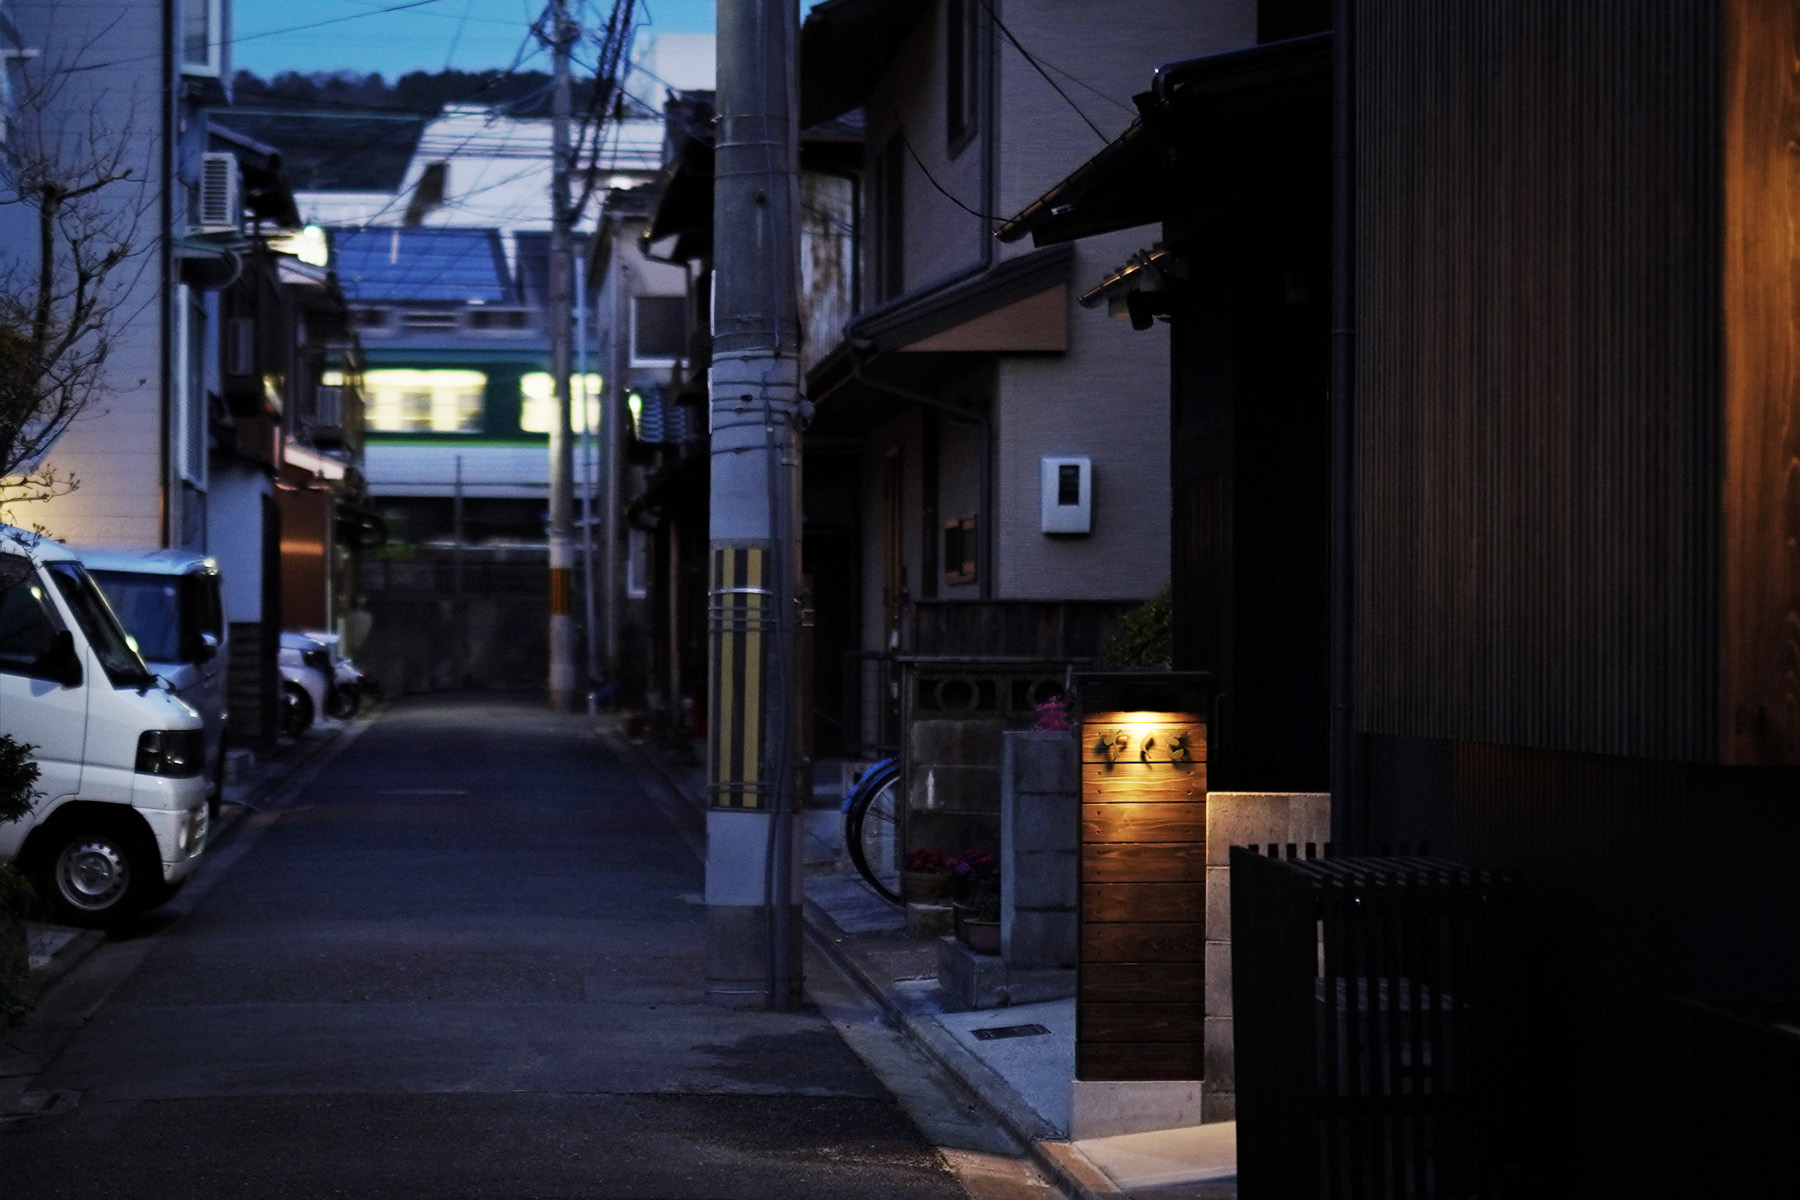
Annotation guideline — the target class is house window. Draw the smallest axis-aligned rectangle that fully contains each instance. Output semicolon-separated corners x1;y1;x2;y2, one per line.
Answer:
181;0;222;76
875;136;906;302
944;515;977;585
363;369;486;433
946;0;981;154
519;372;601;434
467;308;530;332
631;295;686;366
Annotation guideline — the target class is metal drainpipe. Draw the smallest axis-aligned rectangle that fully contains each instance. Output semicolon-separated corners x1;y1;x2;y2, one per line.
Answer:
848;349;993;600
1329;1;1361;852
161;3;177;546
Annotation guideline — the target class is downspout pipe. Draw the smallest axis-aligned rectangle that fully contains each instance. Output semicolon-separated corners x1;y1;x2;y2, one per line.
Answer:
848;347;992;600
162;4;177;546
1328;1;1361;851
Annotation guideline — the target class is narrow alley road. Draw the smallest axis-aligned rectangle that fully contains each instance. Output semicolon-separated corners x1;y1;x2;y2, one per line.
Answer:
2;696;1005;1199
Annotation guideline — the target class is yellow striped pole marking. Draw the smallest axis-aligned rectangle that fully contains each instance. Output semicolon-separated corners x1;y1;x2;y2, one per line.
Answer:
709;547;769;809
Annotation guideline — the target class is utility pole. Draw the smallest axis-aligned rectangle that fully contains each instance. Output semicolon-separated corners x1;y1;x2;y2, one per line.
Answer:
705;0;804;1010
577;255;599;707
544;0;579;711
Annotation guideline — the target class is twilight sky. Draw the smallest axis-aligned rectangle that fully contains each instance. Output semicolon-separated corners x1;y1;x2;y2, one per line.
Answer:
232;0;722;79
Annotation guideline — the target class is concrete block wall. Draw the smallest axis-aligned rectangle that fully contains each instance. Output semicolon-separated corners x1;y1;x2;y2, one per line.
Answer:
1202;791;1330;1122
906;716;1004;864
1001;731;1078;968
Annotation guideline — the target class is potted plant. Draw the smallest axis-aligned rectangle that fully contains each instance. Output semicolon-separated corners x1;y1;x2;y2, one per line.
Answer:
0;734;40;1026
948;848;1001;955
902;848;951;903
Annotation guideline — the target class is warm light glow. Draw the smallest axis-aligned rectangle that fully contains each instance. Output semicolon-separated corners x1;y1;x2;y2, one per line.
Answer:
1105;711;1182;726
519;372;601;433
364;369;486;433
271;225;331;268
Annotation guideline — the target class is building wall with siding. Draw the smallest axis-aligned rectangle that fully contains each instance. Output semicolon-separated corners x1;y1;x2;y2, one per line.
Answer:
862;4;987;298
10;0;171;547
996;0;1257;241
995;227;1171;603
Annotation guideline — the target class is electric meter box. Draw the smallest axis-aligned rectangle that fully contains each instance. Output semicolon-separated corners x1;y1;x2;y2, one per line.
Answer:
1041;456;1092;534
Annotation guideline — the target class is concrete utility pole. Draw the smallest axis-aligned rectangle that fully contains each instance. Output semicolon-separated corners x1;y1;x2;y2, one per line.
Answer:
545;0;579;710
706;0;805;1010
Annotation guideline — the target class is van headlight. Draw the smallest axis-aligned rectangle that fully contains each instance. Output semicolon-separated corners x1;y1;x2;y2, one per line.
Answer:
137;729;205;777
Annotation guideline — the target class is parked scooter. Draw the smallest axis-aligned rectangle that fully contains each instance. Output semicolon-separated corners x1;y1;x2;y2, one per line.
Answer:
299;630;366;719
277;633;332;737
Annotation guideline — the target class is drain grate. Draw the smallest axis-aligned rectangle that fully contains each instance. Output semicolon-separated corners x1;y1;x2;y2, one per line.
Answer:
971;1023;1051;1041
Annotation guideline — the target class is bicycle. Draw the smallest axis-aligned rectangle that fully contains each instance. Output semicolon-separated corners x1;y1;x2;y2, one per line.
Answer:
842;757;902;905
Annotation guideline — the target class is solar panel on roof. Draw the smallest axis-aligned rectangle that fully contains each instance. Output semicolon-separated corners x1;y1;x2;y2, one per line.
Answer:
331;228;510;304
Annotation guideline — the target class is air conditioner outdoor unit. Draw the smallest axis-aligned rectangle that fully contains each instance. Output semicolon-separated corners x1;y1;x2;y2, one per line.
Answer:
195;152;240;233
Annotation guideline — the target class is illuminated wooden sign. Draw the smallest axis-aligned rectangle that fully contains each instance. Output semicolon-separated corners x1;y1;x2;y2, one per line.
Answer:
1076;673;1212;1083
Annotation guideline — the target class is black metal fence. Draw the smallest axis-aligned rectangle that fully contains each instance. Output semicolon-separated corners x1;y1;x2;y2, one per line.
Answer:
1671;999;1800;1194
1231;847;1518;1199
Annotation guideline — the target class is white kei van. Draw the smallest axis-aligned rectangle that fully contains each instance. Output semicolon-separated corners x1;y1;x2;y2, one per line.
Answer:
78;547;228;814
0;529;210;927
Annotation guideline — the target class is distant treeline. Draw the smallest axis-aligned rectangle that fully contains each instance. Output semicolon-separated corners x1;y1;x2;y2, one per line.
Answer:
231;69;613;117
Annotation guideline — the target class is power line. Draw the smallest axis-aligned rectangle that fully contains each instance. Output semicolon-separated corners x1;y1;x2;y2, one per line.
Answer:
973;0;1111;142
442;0;479;68
64;0;458;74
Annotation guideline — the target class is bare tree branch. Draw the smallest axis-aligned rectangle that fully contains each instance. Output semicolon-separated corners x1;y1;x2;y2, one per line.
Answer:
0;29;153;508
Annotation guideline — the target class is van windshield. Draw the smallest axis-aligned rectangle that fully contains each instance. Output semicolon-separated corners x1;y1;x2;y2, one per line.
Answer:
45;562;154;688
89;570;183;662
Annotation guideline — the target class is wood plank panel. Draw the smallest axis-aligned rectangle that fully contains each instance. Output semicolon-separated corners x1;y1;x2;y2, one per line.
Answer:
1082;764;1206;799
1080;962;1206;1004
1083;802;1205;844
1082;843;1206;883
1083;882;1205;923
1079;1002;1206;1044
1722;0;1800;765
1081;922;1206;963
1078;1042;1206;1082
1079;709;1208;1082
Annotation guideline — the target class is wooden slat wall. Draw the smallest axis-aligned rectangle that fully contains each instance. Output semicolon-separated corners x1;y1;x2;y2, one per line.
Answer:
1721;0;1800;765
1078;712;1208;1081
1354;0;1723;761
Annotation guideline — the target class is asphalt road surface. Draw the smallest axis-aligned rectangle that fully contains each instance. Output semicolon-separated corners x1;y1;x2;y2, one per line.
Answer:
2;695;1047;1200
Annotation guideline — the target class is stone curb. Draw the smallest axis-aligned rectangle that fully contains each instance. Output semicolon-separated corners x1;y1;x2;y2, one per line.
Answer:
801;900;1122;1200
607;726;1123;1200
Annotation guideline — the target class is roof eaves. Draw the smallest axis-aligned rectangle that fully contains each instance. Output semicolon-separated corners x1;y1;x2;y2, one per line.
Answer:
995;32;1333;249
799;0;931;128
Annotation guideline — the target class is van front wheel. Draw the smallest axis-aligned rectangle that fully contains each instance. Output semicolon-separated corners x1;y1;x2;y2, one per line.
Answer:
36;820;157;928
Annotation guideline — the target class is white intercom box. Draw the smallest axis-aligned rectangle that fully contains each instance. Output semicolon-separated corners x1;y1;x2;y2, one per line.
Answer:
1041;456;1092;534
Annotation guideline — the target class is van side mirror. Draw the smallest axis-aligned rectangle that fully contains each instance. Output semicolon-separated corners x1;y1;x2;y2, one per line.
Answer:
195;631;220;663
33;629;83;688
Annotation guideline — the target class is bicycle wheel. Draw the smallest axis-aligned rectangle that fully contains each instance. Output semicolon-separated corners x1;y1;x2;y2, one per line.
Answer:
844;759;903;904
